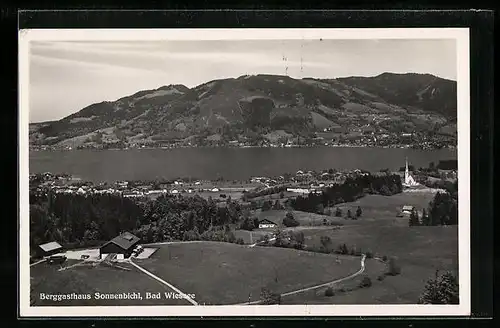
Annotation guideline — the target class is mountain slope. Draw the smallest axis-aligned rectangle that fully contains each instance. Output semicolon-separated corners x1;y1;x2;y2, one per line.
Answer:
336;73;457;119
29;73;457;148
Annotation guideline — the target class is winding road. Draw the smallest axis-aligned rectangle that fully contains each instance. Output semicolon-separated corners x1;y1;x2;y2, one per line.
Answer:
236;254;367;305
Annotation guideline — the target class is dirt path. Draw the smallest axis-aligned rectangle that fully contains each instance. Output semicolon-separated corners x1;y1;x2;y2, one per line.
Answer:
248;237;276;248
142;240;205;247
29;259;46;267
237;254;366;305
128;259;198;305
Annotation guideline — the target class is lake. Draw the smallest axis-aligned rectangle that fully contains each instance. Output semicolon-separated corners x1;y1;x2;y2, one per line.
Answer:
29;147;457;183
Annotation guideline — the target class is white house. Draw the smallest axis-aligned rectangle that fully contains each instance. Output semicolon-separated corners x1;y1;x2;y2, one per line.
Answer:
401;205;415;215
258;219;277;229
286;187;310;194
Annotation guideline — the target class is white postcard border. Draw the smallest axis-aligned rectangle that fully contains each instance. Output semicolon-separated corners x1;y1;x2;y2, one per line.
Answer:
18;28;470;317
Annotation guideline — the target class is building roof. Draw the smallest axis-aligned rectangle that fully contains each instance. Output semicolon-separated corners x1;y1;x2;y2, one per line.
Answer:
39;241;63;253
102;232;140;251
258;219;277;225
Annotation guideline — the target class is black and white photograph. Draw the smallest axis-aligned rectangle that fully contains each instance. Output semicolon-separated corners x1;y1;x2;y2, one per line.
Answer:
19;28;470;317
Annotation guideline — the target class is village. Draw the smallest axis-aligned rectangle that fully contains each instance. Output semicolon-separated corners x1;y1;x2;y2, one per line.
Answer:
29;128;456;152
29;167;381;202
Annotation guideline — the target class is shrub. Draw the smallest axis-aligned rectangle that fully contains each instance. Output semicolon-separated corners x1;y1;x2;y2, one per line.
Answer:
261;200;272;211
377;275;386;281
359;276;372;288
338;243;349;255
272;200;282;210
335;207;342;217
283;212;299;227
356;206;362;218
320;235;332;253
324;287;335;297
418;271;459;304
236;238;245;245
366;251;373;259
387;256;402;276
260;288;281;305
382;255;388;262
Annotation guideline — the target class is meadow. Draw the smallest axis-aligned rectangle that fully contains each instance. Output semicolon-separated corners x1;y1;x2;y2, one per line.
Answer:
135;241;363;305
30;260;190;306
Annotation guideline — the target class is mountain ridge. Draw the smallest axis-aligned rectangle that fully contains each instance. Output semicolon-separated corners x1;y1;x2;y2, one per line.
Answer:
29;72;457;149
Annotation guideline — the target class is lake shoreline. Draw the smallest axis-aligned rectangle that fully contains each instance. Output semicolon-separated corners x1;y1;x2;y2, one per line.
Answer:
29;147;457;183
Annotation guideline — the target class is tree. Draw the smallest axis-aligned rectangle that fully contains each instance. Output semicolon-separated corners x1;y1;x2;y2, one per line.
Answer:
283;212;299;227
261;200;272;211
409;209;420;226
418;270;459;304
272;200;282;210
290;231;305;249
320;236;332;253
421;208;430;226
356;206;362;218
240;217;255;231
387;256;402;276
427;192;458;226
359;276;372;288
336;243;348;255
260;287;281;305
273;227;286;247
335;207;342;217
380;185;391;196
346;209;352;219
324;287;334;297
279;191;285;199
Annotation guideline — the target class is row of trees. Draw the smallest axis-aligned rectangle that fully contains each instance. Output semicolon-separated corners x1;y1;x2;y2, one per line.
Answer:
242;186;287;200
290;174;402;213
409;180;458;226
30;191;244;254
261;199;284;211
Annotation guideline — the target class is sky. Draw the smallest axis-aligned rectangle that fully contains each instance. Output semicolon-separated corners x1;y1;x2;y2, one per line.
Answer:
28;39;457;123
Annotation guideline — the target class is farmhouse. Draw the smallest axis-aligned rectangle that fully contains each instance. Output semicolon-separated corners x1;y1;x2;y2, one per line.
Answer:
258;219;277;229
286;187;310;194
39;241;63;257
99;232;140;260
401;205;415;215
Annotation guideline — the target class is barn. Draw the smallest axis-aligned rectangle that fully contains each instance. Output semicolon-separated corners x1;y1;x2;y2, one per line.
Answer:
38;241;63;257
258;219;277;229
99;232;140;260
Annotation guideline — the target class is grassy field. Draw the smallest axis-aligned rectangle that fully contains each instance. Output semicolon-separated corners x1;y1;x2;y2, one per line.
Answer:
255;209;346;227
30;260;190;306
282;258;388;304
297;192;458;304
329;192;436;226
30;191;457;306
136;241;363;305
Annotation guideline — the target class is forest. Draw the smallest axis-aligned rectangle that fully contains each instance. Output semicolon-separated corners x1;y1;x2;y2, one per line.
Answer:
289;173;403;213
30;192;243;255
